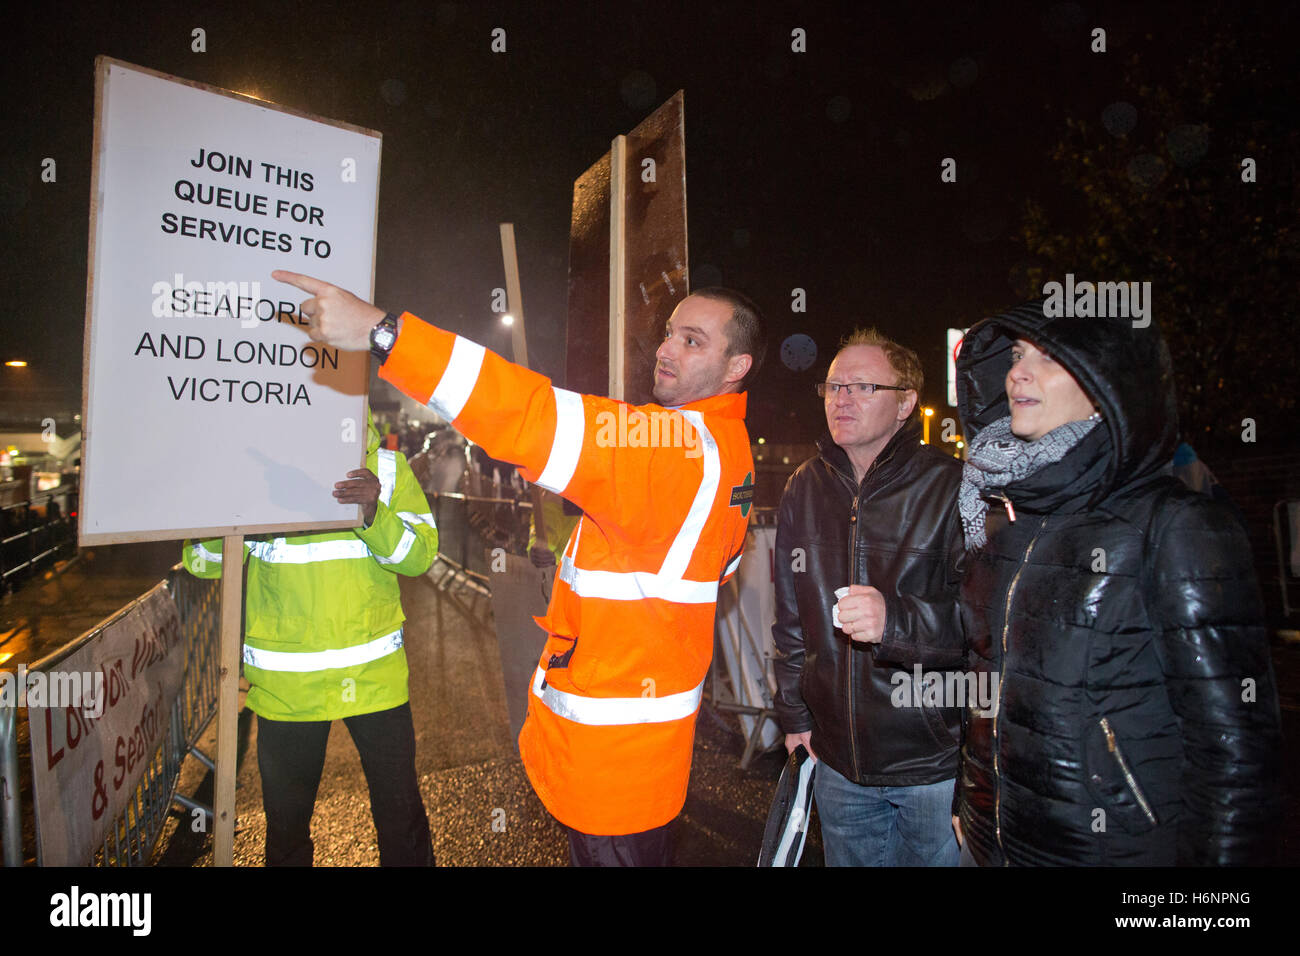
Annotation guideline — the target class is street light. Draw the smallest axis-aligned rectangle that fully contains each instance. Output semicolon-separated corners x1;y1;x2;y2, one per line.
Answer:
922;406;935;443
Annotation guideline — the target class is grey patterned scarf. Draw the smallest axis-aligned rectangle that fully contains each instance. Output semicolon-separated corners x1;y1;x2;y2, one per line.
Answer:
959;414;1101;549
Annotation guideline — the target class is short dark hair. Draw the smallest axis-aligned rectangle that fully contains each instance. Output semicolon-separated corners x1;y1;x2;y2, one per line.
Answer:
691;286;767;391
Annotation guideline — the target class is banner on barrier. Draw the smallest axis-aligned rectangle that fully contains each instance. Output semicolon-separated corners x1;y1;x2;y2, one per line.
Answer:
27;583;185;865
714;526;780;750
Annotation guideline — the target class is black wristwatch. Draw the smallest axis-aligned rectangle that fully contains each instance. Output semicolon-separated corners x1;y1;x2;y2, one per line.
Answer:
369;312;399;364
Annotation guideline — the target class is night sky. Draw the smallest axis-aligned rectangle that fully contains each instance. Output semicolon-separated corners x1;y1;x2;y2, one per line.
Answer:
1;0;1292;443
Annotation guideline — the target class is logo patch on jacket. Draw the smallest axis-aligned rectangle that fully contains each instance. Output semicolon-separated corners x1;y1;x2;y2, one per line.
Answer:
729;472;755;517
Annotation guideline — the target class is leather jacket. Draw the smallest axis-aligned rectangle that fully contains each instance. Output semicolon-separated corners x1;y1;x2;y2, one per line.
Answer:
954;303;1282;865
772;417;966;786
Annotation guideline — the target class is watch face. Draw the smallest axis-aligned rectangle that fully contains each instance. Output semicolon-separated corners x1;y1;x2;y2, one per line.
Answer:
374;327;396;350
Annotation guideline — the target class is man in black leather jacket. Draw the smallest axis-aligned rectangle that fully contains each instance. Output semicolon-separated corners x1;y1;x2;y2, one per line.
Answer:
772;329;967;866
953;302;1282;866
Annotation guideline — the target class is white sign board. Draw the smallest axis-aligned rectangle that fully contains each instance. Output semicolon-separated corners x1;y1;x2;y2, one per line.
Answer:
28;583;185;865
81;58;380;543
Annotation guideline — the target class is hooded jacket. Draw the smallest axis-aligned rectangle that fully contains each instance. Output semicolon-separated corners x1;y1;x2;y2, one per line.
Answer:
772;416;966;786
183;414;438;721
954;302;1281;866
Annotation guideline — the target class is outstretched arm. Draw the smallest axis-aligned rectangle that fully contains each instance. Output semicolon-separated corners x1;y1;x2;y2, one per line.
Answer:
272;271;715;540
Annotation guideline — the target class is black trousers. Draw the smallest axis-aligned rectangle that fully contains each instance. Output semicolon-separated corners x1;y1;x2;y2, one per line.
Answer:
564;821;674;867
256;702;434;866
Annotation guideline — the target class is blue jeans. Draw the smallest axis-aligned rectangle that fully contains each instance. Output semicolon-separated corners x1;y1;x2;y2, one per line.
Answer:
813;760;959;867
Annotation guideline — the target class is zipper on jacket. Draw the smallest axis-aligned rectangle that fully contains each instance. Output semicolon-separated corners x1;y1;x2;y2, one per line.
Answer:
992;516;1048;864
1099;717;1158;826
847;494;861;780
835;444;897;784
994;490;1016;523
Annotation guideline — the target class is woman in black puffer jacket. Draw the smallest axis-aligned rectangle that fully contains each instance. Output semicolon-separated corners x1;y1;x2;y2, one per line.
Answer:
952;302;1281;866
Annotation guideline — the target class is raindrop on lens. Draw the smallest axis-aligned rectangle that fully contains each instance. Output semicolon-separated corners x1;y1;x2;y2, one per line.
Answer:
781;335;817;372
1101;102;1137;137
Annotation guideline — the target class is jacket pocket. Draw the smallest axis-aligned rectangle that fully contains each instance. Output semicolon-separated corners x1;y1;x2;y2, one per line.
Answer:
540;634;600;693
538;634;574;681
919;698;960;750
1085;717;1159;832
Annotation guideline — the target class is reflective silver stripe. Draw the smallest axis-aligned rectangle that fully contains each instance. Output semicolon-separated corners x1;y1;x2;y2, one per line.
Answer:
553;412;725;604
658;411;719;581
373;527;416;565
243;628;404;673
397;510;437;529
565;516;583;557
723;552;743;577
193;541;224;565
248;538;371;563
530;667;703;726
771;751;816;866
559;559;719;603
428;336;486;422
535;388;585;494
376;448;396;505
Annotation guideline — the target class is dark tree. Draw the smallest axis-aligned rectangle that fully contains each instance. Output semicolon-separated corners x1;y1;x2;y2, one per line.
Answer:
1014;8;1299;458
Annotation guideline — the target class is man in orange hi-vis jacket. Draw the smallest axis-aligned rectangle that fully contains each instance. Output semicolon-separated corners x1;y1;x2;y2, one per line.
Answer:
273;269;765;867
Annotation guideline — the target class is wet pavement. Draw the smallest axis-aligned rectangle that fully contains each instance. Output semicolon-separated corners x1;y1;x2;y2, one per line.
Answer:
0;541;180;668
6;541;1300;867
151;564;824;867
149;563;1300;868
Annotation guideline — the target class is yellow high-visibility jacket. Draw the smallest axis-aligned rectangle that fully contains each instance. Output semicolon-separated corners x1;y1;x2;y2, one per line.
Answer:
183;421;437;721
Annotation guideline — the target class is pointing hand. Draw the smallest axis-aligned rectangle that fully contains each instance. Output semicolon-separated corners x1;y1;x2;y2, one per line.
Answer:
273;270;385;351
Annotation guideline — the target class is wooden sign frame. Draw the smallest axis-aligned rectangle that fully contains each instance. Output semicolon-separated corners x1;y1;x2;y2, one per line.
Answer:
564;92;688;403
80;56;382;546
82;56;384;868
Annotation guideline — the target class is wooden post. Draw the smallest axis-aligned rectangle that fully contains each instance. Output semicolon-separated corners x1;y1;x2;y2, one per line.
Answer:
607;134;628;401
213;532;243;866
499;224;553;568
563;93;686;407
500;223;529;370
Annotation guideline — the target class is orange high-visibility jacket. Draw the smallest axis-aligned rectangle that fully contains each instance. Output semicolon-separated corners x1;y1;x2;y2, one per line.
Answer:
381;313;754;834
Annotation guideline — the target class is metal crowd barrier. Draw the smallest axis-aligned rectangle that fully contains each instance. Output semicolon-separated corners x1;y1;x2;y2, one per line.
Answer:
0;483;79;596
426;490;532;591
0;563;220;866
706;511;781;770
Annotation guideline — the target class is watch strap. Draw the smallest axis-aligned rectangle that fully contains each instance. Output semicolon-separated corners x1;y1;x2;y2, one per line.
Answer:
369;312;399;364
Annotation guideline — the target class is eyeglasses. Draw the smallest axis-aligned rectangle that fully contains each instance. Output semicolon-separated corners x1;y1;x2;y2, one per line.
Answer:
816;382;909;398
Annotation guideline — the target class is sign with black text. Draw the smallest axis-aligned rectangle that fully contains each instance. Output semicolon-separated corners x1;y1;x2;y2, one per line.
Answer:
80;58;380;543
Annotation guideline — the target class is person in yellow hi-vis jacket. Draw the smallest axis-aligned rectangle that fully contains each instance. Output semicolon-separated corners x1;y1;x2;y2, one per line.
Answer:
274;269;765;867
183;410;438;866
